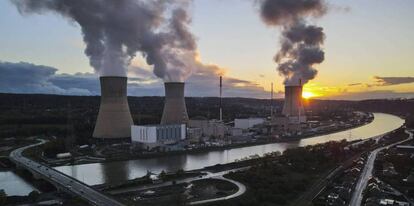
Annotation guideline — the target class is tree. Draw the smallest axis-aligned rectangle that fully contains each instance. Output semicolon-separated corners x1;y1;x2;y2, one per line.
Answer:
0;189;7;205
158;170;166;180
171;193;187;206
175;169;184;177
406;114;414;129
28;190;40;202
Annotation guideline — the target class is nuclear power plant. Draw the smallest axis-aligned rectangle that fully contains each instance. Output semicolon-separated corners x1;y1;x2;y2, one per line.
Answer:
93;76;134;139
282;84;306;123
160;82;189;125
269;80;307;135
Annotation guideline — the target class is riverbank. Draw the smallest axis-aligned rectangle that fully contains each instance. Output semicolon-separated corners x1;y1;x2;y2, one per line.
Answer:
106;135;376;206
193;128;409;206
44;113;374;167
3;113;405;191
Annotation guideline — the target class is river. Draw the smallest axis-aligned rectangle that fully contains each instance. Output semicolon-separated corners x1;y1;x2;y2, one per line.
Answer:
56;113;404;186
0;113;405;194
0;171;38;196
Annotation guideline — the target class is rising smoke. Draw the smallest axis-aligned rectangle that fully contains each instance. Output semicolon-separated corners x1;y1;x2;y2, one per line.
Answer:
11;0;197;82
259;0;327;86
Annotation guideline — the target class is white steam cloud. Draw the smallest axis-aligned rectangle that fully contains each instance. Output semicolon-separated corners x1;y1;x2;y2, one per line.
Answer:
11;0;197;82
258;0;328;86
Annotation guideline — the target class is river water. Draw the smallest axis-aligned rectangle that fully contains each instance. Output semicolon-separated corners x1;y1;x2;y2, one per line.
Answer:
0;113;405;194
55;113;404;186
0;171;38;196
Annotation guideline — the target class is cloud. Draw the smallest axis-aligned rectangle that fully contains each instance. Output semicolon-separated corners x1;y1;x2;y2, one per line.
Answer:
185;62;272;98
0;61;271;98
373;76;414;86
0;61;94;95
50;73;99;95
2;61;413;101
348;83;362;87
347;76;414;88
322;90;414;101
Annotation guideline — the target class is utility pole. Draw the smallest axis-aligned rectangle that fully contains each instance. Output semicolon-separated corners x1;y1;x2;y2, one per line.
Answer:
271;82;274;119
219;76;223;122
298;78;302;123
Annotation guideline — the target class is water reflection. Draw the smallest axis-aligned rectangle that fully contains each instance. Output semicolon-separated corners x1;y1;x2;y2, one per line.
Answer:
0;171;37;196
102;160;130;184
55;113;404;186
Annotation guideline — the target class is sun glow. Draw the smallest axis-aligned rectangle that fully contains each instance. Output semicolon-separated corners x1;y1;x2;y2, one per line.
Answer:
302;91;316;99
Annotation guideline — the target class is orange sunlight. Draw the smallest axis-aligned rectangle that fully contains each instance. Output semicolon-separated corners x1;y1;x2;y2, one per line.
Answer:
302;91;316;99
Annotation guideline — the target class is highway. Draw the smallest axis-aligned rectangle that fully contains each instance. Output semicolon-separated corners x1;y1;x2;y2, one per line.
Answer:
349;129;413;206
9;140;125;206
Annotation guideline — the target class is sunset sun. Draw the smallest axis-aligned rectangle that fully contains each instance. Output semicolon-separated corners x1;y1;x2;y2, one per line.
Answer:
302;91;315;99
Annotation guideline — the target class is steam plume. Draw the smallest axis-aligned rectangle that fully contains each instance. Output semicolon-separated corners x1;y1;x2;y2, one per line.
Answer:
259;0;327;85
11;0;196;81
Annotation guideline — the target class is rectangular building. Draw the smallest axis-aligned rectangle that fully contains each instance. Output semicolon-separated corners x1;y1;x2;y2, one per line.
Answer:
234;118;265;129
131;124;186;149
188;119;226;139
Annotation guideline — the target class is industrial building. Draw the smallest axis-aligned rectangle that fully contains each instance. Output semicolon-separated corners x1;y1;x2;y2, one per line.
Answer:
187;127;203;143
234;118;265;130
271;115;305;135
93;76;134;139
188;118;227;140
161;82;189;125
131;124;186;150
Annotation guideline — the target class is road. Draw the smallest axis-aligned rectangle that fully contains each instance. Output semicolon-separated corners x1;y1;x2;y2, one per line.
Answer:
349;129;413;206
9;140;125;206
290;165;343;206
189;174;246;205
108;168;247;205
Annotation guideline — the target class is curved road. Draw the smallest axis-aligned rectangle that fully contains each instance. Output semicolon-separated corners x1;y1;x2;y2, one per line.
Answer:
9;140;125;206
108;168;247;205
189;174;246;205
349;129;413;206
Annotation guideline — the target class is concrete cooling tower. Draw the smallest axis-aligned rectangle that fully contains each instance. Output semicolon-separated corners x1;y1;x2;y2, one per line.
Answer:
93;76;134;139
161;82;189;125
282;85;306;122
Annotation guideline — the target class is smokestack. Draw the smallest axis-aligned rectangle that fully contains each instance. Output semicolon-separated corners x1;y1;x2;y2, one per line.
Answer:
282;85;305;118
161;82;189;125
270;82;274;118
93;77;134;138
219;76;223;122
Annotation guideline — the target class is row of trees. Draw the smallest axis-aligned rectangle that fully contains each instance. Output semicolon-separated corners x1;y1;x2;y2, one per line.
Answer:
211;141;349;206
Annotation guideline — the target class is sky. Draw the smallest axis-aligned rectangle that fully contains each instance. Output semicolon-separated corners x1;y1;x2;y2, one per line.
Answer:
0;0;413;100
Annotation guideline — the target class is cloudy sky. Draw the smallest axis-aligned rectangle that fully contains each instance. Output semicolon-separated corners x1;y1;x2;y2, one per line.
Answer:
0;0;413;100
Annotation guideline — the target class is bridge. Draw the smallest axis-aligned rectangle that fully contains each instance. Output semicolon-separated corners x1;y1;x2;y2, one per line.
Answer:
9;140;125;206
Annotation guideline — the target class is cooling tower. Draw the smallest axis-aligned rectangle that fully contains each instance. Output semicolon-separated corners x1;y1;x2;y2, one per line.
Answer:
93;76;134;138
282;85;305;119
161;82;189;125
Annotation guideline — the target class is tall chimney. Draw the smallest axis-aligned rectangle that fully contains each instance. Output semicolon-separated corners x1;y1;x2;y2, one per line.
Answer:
93;77;134;138
219;76;223;122
161;82;189;125
270;82;274;118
